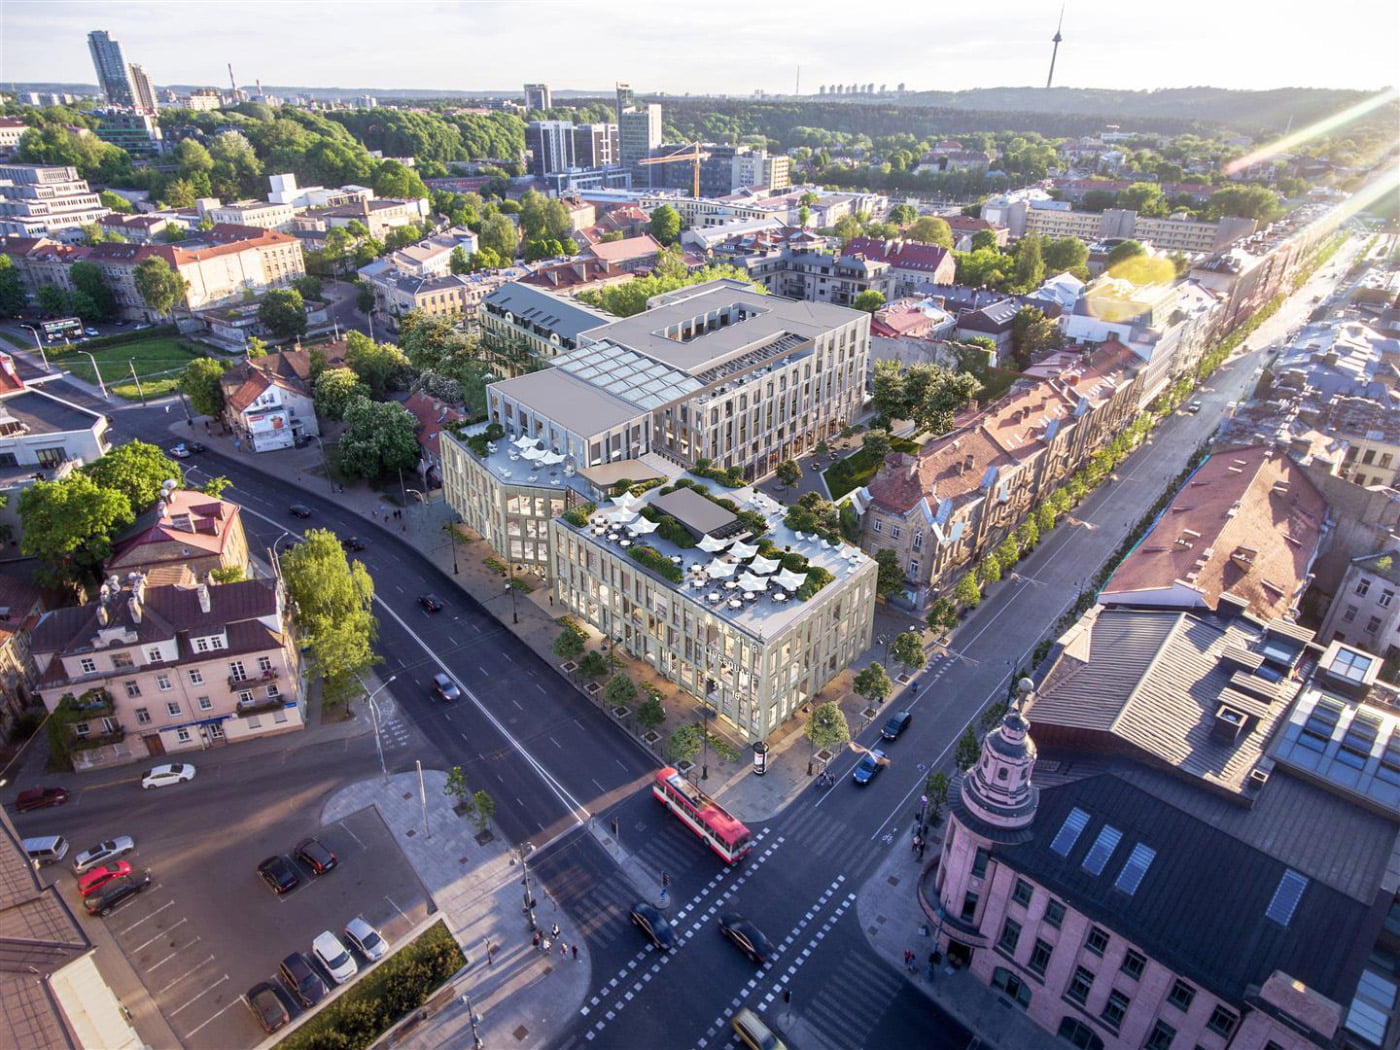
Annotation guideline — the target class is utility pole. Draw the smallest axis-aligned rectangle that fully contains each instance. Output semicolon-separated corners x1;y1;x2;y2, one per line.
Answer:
128;359;146;405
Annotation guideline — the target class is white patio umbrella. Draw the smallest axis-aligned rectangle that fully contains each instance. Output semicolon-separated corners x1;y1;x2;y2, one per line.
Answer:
513;434;539;449
606;506;639;525
612;489;641;509
628;517;659;535
698;534;730;553
729;540;759;559
521;445;547;461
774;568;808;591
540;450;566;466
707;558;737;579
737;571;770;593
748;555;780;575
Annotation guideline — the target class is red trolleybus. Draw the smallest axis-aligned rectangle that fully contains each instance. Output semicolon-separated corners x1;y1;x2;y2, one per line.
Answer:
652;767;752;864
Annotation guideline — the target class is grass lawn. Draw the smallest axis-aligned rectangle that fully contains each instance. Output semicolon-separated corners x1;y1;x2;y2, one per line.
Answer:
979;366;1024;403
48;337;203;401
1;331;30;350
825;436;921;499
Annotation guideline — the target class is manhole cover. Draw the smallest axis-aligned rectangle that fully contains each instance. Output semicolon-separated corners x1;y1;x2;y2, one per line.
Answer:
887;874;901;887
513;1025;531;1042
406;829;416;837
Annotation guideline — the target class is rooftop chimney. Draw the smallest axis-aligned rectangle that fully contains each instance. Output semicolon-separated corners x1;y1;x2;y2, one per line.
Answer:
127;596;142;624
196;584;211;614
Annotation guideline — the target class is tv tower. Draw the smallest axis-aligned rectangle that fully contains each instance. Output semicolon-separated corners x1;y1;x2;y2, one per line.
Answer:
1046;4;1065;89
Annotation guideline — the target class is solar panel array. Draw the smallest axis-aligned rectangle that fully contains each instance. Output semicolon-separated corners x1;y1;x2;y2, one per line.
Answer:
556;341;702;410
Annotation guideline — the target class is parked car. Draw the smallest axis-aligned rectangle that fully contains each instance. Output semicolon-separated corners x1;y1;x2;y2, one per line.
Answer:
732;1008;788;1050
417;593;444;613
630;902;676;950
83;871;152;916
257;855;300;894
246;981;289;1034
719;913;773;964
432;673;461;702
851;749;888;786
77;861;134;898
288;504;312;519
84;327;100;338
880;711;912;742
72;837;135;874
1186;400;1203;414
183;441;207;454
339;536;366;552
141;763;196;790
312;930;359;985
295;837;338;875
15;786;69;811
167;444;191;459
279;951;327;1008
343;917;389;962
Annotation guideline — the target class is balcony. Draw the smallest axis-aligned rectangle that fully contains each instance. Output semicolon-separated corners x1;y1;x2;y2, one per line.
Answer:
229;667;280;689
235;696;287;717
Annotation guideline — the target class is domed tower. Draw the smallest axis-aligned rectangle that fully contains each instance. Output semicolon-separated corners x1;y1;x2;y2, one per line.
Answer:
930;679;1041;969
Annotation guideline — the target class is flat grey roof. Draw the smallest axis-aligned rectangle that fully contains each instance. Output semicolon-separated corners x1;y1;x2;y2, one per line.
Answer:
0;389;103;434
491;367;645;436
579;284;863;375
651;486;739;538
484;282;611;340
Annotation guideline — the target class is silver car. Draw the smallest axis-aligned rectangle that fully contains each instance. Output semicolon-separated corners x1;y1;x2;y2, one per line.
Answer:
312;930;359;984
72;836;135;874
344;916;389;961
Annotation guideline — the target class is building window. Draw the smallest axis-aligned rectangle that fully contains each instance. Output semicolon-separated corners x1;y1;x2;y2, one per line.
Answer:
1085;926;1110;956
1045;899;1066;929
165;701;181;717
72;721;90;737
197;696;213;711
997;917;1022;954
1167;980;1195;1011
961;891;979;921
112;652;133;669
1367;616;1383;633
991;967;1031;1009
1356;578;1372;597
1012;878;1033;907
1100;989;1130;1030
208;722;224;740
267;684;280;698
1206;1006;1238;1038
147;647;163;662
872;520;883;533
258;655;274;672
1066;966;1094;1004
1120;949;1146;980
209;635;225;650
1028;938;1053;977
1143;1020;1177;1050
79;657;97;674
238;690;254;705
1382;590;1396;608
890;525;901;539
274;709;288;724
176;727;192;743
156;674;172;691
188;669;204;685
1055;1017;1103;1050
972;847;990;878
194;637;209;653
124;681;141;698
34;446;68;467
135;707;151;725
229;661;247;682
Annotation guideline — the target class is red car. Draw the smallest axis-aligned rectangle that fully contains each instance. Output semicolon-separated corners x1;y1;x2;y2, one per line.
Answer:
15;787;70;811
77;862;134;898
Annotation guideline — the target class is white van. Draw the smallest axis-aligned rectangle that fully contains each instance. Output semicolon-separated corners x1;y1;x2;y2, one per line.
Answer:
22;835;69;866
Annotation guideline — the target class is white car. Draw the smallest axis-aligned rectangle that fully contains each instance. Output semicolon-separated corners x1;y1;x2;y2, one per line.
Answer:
344;917;389;961
72;836;135;874
141;763;196;790
312;930;359;984
167;444;191;459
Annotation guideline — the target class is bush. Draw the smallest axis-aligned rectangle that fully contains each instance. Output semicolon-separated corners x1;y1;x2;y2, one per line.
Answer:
628;544;684;583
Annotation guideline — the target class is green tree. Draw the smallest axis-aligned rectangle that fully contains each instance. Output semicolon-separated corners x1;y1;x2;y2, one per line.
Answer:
853;289;886;313
479;213;519;260
954;724;981;770
978;552;1003;585
832;214;862;243
0;256;27;317
854;662;893;708
257;288;307;340
954;246;1013;289
1105;240;1146;268
905;215;953;248
577;650;610;680
280;529;378;706
1009;306;1061;369
1204;185;1282;224
636;693;666;733
1011;234;1045;291
891;630;927;675
1041;236;1089;278
19;473;135;584
775;460;801;488
887;203;918;225
603;673;638;710
648;204;682;246
907;367;980;436
925;597;958;636
553;625;586;662
200;475;233;498
471;790;496;833
343;330;411;398
99;189;133;213
68;261;116;322
668;723;704;765
870;359;907;421
180;358;229;418
314;368;370;422
292;274;323;301
372;159;429;199
970;229;999;252
805;701;850;772
952;573;982;608
133;256;188;318
444;765;471;809
355;280;377;314
1117;181;1168;217
861;428;892;464
449;246;471;275
82;441;185;516
336;397;420;480
874;548;905;598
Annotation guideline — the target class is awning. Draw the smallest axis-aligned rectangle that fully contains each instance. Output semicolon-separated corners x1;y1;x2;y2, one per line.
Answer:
707;558;737;579
774;568;808;591
748;555;780;575
698;534;731;553
729;540;759;559
737;571;770;593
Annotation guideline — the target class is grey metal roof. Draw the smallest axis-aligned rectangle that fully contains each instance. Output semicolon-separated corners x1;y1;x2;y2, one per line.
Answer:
483;282;611;341
0;389;104;434
490;366;647;436
650;486;739;538
554;340;701;410
1000;771;1390;1005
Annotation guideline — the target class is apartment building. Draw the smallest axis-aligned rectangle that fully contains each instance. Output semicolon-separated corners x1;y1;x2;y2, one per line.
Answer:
206;199;295;231
31;576;304;769
1319;552;1400;658
0;118;29;158
0;573;42;736
105;488;250;581
1023;205;1256;254
368;270;511;333
619;104;663;173
859;342;1141;604
480;281;612;362
0;164;109;240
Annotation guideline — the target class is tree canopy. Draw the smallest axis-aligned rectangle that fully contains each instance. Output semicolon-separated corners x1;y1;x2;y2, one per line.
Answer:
133;256;188;317
19;473;135;584
280;528;378;705
343;330;411;398
579;264;760;318
869;360;981;435
257;288;307;341
853;289;886;313
180;358;229;418
313;368;370;422
81;441;185;516
648;204;682;246
336;397;421;480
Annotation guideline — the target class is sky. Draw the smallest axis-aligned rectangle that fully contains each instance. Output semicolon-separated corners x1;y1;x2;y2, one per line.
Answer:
2;0;1396;96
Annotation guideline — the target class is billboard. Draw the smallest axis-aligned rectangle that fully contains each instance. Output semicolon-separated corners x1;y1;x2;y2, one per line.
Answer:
41;317;83;338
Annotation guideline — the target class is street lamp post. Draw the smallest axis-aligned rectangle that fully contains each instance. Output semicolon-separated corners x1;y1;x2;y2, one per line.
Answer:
18;325;50;371
878;633;889;665
517;842;537;930
128;359;147;405
699;701;711;781
506;564;519;624
461;993;484;1050
79;350;109;400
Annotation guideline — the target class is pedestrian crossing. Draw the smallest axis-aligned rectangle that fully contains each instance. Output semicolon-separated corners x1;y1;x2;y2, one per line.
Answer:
527;835;638;954
798;953;906;1050
374;696;412;752
776;802;888;884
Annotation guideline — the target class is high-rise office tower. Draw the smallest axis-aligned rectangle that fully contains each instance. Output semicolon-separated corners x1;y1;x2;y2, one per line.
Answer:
572;123;618;168
128;63;157;113
87;30;136;107
523;83;551;110
615;82;633;124
618;104;662;173
525;121;576;176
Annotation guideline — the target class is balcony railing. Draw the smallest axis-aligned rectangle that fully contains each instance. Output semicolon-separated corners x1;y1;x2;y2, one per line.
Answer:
229;667;280;689
235;696;288;717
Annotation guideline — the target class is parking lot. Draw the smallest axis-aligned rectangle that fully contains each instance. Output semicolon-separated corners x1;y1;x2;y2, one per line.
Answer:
21;740;435;1049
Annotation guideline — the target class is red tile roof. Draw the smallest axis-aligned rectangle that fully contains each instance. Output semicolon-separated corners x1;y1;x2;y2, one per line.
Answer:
586;234;662;265
844;236;952;273
403;391;466;463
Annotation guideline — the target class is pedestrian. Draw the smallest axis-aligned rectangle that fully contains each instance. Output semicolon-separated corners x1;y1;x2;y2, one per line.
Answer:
917;840;927;861
559;941;567;957
550;922;560;939
571;943;579;961
920;794;929;812
532;931;541;950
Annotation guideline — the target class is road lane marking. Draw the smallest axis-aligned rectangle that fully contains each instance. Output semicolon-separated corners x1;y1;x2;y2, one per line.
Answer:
339;822;366;850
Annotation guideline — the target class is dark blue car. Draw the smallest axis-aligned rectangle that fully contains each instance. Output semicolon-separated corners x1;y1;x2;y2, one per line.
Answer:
852;749;888;785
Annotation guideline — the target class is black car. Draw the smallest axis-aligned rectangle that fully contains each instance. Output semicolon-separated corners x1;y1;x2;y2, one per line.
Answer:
881;711;912;742
279;951;327;1008
83;871;152;916
340;536;366;552
418;594;444;613
257;855;300;894
432;673;461;702
630;902;677;950
719;913;773;964
246;981;289;1034
288;504;312;519
295;837;338;875
183;441;208;454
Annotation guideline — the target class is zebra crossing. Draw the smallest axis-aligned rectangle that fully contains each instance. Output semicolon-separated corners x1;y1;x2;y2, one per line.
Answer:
797;953;907;1050
777;801;892;885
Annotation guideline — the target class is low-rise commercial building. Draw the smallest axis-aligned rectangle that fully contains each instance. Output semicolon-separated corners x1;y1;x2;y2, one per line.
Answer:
219;347;326;451
205;199;295;231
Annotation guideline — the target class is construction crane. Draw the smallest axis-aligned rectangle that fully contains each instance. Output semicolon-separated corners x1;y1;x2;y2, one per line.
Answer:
637;142;711;198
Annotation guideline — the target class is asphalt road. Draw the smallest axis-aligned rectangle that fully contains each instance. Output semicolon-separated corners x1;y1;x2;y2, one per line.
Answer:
4;234;1362;1049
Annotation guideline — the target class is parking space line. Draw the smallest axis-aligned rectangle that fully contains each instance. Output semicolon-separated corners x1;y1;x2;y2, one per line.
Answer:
145;937;201;972
157;955;215;994
385;894;409;921
131;916;187;953
169;973;229;1016
339;823;366;850
185;994;244;1037
119;899;175;934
